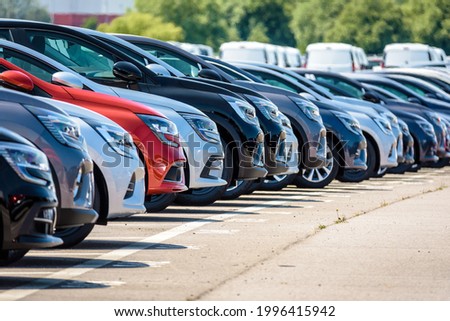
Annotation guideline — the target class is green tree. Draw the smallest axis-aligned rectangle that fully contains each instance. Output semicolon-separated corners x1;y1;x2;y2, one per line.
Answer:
82;17;99;30
135;0;234;49
235;0;297;46
325;0;408;54
97;12;184;41
401;0;450;53
0;0;50;22
246;20;270;43
290;0;347;51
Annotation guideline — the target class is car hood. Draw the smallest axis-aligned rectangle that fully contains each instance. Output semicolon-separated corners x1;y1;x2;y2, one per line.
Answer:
110;87;207;116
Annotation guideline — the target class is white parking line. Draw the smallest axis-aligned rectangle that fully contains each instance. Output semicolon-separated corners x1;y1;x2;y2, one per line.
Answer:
0;196;303;301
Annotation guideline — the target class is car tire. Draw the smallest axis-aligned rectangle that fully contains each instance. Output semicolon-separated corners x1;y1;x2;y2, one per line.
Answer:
338;138;377;183
260;174;297;191
0;249;28;266
144;193;177;213
174;141;233;206
54;182;102;248
221;179;256;200
294;142;338;188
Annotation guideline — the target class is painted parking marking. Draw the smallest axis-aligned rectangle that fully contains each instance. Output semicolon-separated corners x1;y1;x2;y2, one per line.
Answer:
0;195;304;301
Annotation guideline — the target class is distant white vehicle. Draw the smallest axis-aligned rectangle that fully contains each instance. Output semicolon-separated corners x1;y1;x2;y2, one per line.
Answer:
220;41;302;67
383;43;438;67
285;47;303;68
305;42;367;72
220;41;270;64
432;47;447;63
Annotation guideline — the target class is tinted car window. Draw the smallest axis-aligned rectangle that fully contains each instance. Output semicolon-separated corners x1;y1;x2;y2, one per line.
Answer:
374;83;409;100
248;70;298;93
24;30;117;79
0;30;11;40
315;76;364;99
138;44;201;77
0;46;55;82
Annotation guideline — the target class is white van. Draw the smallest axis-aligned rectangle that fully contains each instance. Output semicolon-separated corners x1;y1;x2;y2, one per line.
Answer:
383;43;437;67
304;42;364;72
285;47;303;67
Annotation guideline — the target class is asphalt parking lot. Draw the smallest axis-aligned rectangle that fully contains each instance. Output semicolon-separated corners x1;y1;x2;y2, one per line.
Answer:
1;167;449;301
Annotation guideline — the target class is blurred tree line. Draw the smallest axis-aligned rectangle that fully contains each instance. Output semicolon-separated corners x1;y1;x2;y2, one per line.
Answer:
1;0;448;54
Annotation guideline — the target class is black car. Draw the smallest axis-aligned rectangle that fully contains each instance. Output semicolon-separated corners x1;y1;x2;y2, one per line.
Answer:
377;74;450;104
0;19;268;201
0;88;98;247
292;69;443;168
346;73;450;161
0;127;63;265
110;34;327;173
218;63;368;186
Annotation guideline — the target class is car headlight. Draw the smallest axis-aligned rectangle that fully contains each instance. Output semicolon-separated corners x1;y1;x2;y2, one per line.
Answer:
245;94;280;122
381;112;398;126
334;111;362;135
220;94;259;126
279;112;292;129
83;118;135;158
138;114;179;147
289;96;322;123
180;113;221;143
417;120;435;137
425;111;442;126
372;116;392;135
0;142;50;186
25;105;85;150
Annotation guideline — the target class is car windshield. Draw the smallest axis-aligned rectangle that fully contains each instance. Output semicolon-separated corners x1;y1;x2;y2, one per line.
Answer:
307;50;351;65
385;50;431;66
315;76;364;99
221;48;266;63
25;31;117;79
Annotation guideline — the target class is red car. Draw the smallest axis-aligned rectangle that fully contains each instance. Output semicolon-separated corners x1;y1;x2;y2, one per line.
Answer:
0;59;187;211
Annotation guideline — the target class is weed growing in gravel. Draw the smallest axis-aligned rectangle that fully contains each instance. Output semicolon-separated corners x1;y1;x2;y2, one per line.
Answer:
318;224;326;230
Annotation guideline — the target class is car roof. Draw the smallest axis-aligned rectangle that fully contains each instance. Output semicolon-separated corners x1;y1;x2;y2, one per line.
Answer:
306;42;353;51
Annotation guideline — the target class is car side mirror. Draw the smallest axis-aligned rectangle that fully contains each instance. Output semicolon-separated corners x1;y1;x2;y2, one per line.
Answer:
52;71;84;89
362;90;381;104
146;63;171;77
198;68;222;81
407;97;422;105
113;61;143;82
0;70;34;92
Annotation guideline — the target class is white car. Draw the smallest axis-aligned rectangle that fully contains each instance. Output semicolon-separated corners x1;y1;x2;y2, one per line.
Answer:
305;42;364;72
38;98;146;221
383;43;438;67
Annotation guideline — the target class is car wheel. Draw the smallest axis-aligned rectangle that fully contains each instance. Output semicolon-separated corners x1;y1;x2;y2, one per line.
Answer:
372;167;388;178
174;141;233;206
0;249;28;266
260;174;296;191
144;193;177;213
338;139;376;183
243;178;263;195
294;142;338;188
54;182;101;248
221;179;256;200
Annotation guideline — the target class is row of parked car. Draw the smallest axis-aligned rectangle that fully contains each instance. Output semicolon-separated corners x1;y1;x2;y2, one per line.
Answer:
1;19;449;266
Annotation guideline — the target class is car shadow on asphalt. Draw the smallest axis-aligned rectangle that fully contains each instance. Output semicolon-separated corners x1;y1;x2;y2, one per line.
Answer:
0;277;111;290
